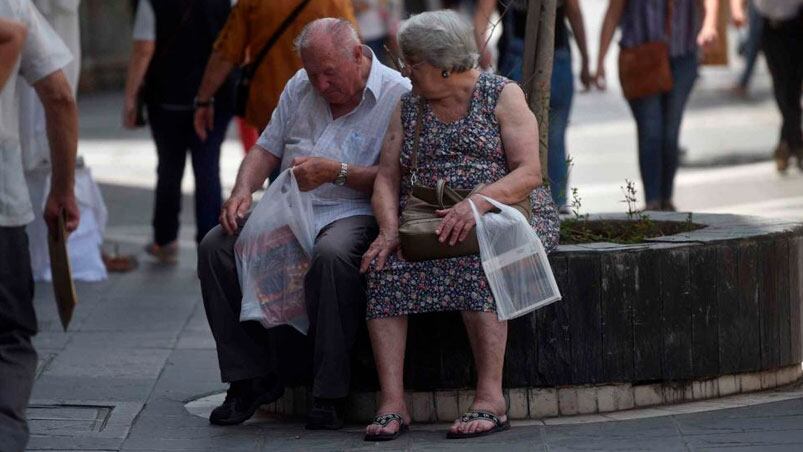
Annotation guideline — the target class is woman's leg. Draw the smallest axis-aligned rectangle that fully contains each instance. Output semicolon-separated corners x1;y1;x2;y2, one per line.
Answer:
547;46;575;208
627;95;664;207
660;52;698;206
450;311;508;435
365;316;410;436
736;1;764;91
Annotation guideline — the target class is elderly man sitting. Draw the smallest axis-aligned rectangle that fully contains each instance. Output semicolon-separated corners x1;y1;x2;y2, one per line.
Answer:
197;18;409;429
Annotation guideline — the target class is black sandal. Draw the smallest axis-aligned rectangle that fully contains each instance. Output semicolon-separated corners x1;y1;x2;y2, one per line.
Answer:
363;413;409;442
446;410;510;439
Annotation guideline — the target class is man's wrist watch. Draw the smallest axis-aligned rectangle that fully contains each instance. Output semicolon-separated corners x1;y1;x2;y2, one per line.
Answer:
193;97;214;109
334;162;349;186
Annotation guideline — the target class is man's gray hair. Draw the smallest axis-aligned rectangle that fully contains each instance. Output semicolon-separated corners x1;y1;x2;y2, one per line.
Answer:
397;10;479;72
294;18;360;56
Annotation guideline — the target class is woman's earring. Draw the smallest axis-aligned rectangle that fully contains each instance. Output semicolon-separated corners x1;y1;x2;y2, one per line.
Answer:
441;70;449;78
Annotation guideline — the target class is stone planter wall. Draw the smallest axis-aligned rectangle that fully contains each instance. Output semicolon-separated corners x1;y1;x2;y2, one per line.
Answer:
279;213;803;421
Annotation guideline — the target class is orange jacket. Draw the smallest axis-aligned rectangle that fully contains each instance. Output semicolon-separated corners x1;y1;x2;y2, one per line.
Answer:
213;0;357;130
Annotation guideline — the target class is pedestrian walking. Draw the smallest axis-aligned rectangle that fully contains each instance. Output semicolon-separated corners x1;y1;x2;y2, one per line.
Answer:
753;0;803;173
594;0;721;211
122;0;235;262
0;2;80;450
473;0;592;212
192;0;356;140
731;0;762;98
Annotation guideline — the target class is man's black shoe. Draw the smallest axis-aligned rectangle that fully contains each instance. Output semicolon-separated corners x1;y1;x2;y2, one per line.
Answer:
209;376;284;426
305;397;345;430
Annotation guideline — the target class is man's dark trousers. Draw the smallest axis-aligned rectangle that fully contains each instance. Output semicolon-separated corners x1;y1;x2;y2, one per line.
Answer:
0;227;37;452
198;215;377;399
761;10;803;151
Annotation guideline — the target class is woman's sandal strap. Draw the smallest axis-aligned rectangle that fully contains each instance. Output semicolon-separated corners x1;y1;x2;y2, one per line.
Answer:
371;413;404;427
459;410;502;425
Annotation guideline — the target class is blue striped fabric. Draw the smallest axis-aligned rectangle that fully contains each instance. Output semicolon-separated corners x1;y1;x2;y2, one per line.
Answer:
620;0;700;57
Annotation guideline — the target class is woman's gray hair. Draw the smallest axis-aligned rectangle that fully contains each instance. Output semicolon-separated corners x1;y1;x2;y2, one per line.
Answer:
397;10;479;72
294;18;360;57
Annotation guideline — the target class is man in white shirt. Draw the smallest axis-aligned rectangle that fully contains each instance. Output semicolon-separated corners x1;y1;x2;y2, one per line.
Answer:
198;18;409;429
0;2;79;451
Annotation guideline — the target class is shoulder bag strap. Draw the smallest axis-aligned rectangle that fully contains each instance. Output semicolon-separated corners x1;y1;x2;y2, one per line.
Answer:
244;0;313;77
409;98;425;186
665;0;673;37
152;0;196;62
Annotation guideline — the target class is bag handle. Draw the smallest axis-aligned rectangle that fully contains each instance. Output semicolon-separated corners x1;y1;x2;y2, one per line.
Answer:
243;0;312;78
409;98;425;186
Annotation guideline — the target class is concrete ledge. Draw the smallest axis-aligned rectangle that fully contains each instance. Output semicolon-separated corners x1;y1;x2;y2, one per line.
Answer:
253;364;803;422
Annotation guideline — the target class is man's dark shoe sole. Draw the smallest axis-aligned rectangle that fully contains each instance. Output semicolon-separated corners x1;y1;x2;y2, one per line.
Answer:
305;420;344;430
209;386;284;426
305;405;344;430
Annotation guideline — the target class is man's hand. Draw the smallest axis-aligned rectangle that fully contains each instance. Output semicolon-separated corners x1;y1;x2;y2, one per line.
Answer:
592;66;607;91
44;190;80;235
697;24;719;51
220;191;252;235
193;105;215;141
291;156;339;191
122;94;140;129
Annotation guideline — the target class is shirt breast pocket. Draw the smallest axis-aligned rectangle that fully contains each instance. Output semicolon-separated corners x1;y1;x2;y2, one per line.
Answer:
343;130;369;163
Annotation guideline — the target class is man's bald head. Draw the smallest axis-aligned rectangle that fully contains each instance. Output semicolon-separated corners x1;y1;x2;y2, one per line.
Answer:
293;18;368;107
293;18;360;59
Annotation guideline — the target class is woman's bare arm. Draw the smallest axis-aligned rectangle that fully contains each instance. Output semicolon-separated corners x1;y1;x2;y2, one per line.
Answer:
360;101;404;272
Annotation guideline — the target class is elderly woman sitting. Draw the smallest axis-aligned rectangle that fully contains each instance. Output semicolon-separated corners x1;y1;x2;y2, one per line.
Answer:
359;10;559;441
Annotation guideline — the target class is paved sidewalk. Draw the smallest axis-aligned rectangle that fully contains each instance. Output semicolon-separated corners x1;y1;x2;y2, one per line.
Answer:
26;238;803;452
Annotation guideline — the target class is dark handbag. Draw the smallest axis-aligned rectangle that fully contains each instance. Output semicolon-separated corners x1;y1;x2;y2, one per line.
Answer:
398;100;532;262
233;0;311;117
617;0;674;100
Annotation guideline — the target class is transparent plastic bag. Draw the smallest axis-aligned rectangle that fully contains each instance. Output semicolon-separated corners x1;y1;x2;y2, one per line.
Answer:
469;195;561;320
234;169;315;334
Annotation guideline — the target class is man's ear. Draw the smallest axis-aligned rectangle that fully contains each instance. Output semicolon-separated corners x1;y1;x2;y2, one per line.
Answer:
353;44;363;62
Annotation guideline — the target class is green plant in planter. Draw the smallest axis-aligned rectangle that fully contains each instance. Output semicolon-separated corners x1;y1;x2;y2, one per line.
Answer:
559;180;698;245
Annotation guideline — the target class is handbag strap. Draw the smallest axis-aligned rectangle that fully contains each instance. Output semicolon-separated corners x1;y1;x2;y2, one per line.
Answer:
151;0;196;63
665;0;673;37
244;0;312;77
409;98;425;186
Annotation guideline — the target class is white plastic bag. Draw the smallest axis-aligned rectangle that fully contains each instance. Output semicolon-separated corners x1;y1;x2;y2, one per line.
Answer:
469;195;561;320
234;169;315;334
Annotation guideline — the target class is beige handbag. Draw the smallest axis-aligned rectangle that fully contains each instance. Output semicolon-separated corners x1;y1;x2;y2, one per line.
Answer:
398;100;532;262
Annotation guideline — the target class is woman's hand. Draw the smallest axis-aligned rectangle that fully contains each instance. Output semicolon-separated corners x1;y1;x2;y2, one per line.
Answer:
435;195;493;246
579;61;593;92
592;65;607;91
697;24;719;51
360;231;400;273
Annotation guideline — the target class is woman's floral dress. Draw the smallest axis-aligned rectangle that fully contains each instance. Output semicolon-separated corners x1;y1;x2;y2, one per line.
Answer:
366;73;559;319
